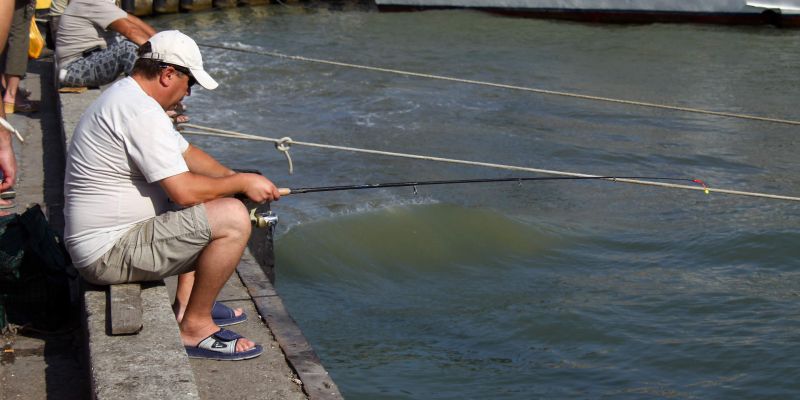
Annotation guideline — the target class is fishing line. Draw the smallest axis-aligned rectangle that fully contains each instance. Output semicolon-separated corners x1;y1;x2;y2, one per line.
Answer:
198;43;800;127
278;176;709;196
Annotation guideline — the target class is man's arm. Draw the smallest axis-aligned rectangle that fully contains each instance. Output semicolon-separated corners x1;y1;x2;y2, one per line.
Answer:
183;144;235;178
159;144;280;207
160;172;280;207
124;14;157;37
0;0;14;209
0;129;16;193
0;0;11;55
0;128;14;213
107;16;152;46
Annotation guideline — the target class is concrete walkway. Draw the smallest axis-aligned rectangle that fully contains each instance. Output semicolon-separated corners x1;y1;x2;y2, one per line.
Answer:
0;52;311;399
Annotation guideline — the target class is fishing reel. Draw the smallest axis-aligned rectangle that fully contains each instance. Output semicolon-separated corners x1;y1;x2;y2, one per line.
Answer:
250;208;278;229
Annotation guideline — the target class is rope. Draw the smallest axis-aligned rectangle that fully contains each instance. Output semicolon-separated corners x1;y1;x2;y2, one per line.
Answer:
178;123;800;202
274;137;294;174
198;43;800;127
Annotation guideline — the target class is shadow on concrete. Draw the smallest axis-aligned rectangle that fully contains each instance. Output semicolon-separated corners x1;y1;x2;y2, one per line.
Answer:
28;55;65;234
23;54;88;400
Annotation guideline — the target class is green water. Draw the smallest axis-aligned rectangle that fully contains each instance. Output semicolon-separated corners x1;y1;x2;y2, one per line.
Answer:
152;5;800;398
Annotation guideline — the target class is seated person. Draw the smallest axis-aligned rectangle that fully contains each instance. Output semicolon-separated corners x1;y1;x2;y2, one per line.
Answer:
55;0;155;88
64;31;281;360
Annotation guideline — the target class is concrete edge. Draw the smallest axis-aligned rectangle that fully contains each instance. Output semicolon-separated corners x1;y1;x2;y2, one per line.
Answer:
237;247;344;400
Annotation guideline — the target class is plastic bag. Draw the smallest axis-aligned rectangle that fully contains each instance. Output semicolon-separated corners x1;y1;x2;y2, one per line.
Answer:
28;17;44;59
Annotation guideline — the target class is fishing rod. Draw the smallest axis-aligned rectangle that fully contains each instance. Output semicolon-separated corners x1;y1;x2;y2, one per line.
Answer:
250;176;709;227
277;176;710;196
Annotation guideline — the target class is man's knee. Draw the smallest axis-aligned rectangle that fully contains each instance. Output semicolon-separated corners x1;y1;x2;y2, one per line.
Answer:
204;198;251;240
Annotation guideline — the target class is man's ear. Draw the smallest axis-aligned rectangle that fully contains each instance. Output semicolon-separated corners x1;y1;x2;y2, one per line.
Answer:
160;67;178;88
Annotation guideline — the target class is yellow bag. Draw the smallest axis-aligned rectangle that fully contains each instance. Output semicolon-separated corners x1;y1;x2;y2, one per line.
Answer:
35;0;52;10
28;18;44;59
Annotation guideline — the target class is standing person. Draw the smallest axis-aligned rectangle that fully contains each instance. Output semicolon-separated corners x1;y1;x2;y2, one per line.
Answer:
0;0;18;213
64;30;280;360
1;0;37;115
56;0;156;88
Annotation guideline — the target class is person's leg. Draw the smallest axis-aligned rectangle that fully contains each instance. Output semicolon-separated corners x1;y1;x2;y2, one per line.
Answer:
178;197;255;352
60;40;139;87
1;0;32;113
172;271;244;323
173;272;195;321
0;1;12;56
77;200;258;354
3;75;21;110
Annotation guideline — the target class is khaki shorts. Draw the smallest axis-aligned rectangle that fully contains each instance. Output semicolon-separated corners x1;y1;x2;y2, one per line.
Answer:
78;204;212;285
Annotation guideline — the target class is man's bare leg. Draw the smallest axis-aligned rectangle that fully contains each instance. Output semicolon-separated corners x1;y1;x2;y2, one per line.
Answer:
172;272;194;322
173;271;244;323
179;197;255;352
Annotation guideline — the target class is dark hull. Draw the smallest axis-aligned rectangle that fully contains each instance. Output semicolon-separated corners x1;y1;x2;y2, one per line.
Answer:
376;4;800;27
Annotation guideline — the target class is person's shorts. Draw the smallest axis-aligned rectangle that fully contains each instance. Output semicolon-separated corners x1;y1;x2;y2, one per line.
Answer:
78;204;212;285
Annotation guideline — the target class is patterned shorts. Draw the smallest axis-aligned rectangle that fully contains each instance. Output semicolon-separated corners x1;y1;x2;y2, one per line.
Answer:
61;40;138;88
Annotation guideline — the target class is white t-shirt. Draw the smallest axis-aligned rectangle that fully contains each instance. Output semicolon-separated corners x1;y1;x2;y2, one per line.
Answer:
55;0;128;69
64;77;190;268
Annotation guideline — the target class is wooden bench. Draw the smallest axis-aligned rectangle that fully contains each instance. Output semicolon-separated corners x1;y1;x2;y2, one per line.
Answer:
108;283;143;335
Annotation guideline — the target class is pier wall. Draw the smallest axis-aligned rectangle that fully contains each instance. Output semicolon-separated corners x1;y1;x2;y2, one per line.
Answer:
115;0;375;17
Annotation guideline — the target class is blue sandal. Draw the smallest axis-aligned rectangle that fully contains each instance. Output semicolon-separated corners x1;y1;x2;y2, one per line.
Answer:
212;302;247;327
185;329;263;361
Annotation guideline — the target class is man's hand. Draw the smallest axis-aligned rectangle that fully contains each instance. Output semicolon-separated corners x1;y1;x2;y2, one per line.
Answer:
0;128;16;193
240;173;280;203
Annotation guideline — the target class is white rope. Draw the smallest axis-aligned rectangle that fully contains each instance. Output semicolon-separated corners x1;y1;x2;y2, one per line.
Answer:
274;137;294;174
200;43;800;127
179;123;800;202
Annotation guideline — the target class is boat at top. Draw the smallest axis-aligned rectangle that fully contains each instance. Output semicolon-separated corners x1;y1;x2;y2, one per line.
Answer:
374;0;800;26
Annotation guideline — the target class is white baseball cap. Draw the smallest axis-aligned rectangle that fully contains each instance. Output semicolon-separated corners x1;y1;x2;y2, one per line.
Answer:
139;30;218;90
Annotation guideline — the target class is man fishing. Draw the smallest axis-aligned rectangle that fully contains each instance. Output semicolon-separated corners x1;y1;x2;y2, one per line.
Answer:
63;30;280;360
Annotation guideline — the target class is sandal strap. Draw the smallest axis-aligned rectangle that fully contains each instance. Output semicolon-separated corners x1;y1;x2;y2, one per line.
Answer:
195;329;242;355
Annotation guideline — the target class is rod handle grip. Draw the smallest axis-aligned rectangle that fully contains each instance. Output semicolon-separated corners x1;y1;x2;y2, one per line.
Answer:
278;188;292;196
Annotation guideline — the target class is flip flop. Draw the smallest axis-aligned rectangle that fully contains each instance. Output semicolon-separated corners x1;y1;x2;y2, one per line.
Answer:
185;329;263;361
212;302;247;327
4;100;38;114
